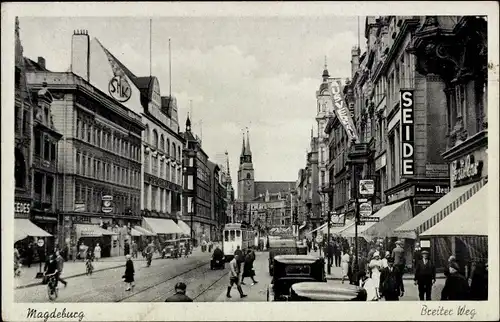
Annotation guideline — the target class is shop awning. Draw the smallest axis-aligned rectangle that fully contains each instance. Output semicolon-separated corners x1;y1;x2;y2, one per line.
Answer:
177;220;191;235
394;180;485;238
143;217;183;235
341;199;414;240
130;227;143;237
299;222;307;230
321;219;354;235
307;223;327;235
421;183;488;237
14;219;52;242
133;226;156;236
75;224;117;238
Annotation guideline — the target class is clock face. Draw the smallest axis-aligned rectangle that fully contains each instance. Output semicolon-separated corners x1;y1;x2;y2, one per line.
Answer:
246;180;251;186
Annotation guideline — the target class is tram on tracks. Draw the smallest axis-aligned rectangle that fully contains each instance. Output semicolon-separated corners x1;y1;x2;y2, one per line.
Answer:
222;223;256;262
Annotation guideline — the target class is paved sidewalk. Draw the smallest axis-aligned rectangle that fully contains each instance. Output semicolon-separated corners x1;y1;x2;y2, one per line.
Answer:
15;248;205;289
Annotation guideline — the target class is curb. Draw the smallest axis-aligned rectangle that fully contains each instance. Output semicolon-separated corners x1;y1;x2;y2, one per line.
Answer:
15;256;164;290
326;275;446;281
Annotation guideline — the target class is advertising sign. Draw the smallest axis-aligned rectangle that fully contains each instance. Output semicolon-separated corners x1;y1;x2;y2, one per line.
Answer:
415;184;450;196
329;79;359;142
102;195;114;213
360;216;379;222
150;77;162;109
109;75;132;103
452;154;483;185
400;89;415;176
359;180;375;196
359;202;373;217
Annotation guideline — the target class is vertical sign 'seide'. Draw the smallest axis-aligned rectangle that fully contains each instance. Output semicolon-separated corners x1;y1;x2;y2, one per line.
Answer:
401;89;415;176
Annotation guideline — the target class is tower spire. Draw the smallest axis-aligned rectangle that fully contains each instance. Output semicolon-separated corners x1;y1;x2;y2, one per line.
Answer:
324;55;327;70
186;112;191;131
240;131;246;157
225;150;231;177
322;56;330;80
245;127;252;156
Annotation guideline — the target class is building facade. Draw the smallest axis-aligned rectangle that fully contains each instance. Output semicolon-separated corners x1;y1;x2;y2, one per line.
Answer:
182;117;216;243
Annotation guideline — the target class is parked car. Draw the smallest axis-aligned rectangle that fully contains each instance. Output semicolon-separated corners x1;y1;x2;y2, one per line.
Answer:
268;239;299;275
290;282;367;301
267;255;326;301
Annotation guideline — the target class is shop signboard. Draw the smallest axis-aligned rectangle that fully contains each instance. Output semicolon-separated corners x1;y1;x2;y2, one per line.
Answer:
400;89;415;176
15;201;31;217
452;154;483;185
102;195;113;213
359;202;373;217
415;184;450;196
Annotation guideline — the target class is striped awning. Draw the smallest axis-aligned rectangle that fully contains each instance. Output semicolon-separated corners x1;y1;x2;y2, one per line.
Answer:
395;179;486;237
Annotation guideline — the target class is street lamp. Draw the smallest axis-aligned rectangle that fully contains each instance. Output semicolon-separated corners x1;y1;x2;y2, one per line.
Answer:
326;210;336;275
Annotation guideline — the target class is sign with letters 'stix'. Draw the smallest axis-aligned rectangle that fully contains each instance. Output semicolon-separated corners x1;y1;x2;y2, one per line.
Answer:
400;89;415;176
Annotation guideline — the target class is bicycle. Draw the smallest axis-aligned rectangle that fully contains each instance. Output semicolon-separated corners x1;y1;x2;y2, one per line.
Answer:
45;272;59;301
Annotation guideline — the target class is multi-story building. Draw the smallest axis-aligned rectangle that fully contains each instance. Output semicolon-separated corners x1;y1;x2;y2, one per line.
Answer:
208;160;223;241
182;116;215;244
24;30;149;257
304;135;322;231
395;16;488;270
24;59;63;252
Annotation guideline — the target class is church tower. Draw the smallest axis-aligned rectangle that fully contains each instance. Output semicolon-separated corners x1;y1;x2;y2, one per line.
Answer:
237;129;255;202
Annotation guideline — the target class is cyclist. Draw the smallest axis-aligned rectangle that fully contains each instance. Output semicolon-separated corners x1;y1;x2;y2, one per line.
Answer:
44;254;59;287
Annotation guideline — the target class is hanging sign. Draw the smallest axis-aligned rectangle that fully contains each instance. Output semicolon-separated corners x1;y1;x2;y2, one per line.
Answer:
360;216;379;222
37;239;45;247
359;180;375;196
359;203;373;217
329;79;359;142
401;89;415;176
102;195;114;213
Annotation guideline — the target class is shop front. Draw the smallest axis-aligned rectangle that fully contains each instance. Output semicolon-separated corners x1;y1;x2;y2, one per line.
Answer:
30;211;58;253
142;217;184;251
395;143;488;273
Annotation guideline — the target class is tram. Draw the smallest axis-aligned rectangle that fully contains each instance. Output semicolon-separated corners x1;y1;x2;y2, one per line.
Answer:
222;223;255;261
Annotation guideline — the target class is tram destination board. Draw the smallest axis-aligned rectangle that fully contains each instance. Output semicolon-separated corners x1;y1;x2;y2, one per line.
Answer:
360;216;380;223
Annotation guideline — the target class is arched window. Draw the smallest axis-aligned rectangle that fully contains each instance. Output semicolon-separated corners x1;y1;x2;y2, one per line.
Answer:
178;146;181;160
159;134;165;152
144;124;150;144
152;129;158;149
172;142;176;159
246;173;251;180
15;148;26;188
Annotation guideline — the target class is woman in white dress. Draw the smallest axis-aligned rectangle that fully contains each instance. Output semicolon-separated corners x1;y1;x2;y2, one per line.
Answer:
341;251;350;284
359;271;378;301
368;251;383;298
94;244;102;261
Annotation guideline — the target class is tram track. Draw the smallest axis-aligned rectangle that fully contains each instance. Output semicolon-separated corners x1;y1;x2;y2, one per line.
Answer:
116;261;212;302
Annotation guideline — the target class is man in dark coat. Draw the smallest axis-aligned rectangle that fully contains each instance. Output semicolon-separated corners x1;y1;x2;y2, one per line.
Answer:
391;241;406;278
469;261;488;301
241;250;258;285
326;242;334;270
413;250;435;300
123;254;135;291
441;262;470;300
165;282;193;302
379;257;404;301
333;241;341;267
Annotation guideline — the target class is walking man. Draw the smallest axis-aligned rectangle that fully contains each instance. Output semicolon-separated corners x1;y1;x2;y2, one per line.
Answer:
379;257;404;301
392;241;406;278
414;250;435;301
55;250;68;287
226;254;247;299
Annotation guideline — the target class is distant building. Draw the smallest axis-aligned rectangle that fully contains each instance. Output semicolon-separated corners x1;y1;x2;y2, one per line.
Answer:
236;130;294;231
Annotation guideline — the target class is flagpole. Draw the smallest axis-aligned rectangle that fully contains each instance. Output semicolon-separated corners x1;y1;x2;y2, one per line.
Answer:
169;38;172;97
149;19;152;77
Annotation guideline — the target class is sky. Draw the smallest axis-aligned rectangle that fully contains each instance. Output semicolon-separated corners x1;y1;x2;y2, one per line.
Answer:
19;16;361;189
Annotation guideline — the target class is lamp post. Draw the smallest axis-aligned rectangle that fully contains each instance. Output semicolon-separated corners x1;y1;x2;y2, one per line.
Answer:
327;210;331;275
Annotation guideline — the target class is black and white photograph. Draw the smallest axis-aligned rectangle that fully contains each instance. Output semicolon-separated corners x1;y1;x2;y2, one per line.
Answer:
2;2;499;321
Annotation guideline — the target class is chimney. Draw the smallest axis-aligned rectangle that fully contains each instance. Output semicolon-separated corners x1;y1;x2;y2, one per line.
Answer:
71;29;90;81
37;57;46;70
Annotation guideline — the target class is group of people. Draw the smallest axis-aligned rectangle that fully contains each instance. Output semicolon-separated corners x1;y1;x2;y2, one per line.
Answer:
226;246;258;298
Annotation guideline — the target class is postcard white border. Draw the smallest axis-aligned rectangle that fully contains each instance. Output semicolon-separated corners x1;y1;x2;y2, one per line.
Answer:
2;1;499;321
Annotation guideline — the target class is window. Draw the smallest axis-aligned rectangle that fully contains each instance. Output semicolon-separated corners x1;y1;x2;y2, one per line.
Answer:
75;183;81;202
224;230;229;242
144;125;150;144
22;110;29;135
93;127;97;146
44;138;50;161
93;159;97;177
34;132;42;156
82;155;87;176
86;124;91;143
230;230;235;241
152;130;158;149
144;153;150;173
189;157;194;167
172;164;176;183
152;187;157;210
159;188;164;211
76;152;81;174
50;142;56;161
96;129;101;147
160;135;165;152
81;121;86;139
166;163;171;181
389;133;396;187
46;176;54;200
178;146;181;160
152;155;158;175
34;172;43;195
187;175;194;190
172;143;176;159
166;139;170;156
160;159;164;177
246;173;251;180
144;183;149;209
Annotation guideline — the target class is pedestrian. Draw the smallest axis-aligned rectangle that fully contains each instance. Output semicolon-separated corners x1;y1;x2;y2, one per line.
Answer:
307;239;312;253
367;245;377;263
369;251;383;298
122;254;135;291
241;249;258;285
55;250;68;287
334;241;341;267
413;242;423;272
226;254;247;298
379;257;404;301
358;270;379;301
124;241;130;256
340;248;350;284
145;241;155;267
444;255;457;277
79;242;88;261
165;282;193;302
94;243;102;262
414;250;436;301
441;261;470;300
208;240;213;253
131;241;138;258
71;243;78;262
381;251;391;269
469;261;488;300
234;246;243;259
327;241;334;269
25;244;33;268
391;240;406;278
184;241;190;258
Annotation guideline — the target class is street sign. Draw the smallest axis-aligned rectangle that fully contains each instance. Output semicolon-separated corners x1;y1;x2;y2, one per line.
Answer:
356;221;366;225
37;239;45;247
358;198;368;203
359;202;373;216
360;216;380;222
359;180;375;196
